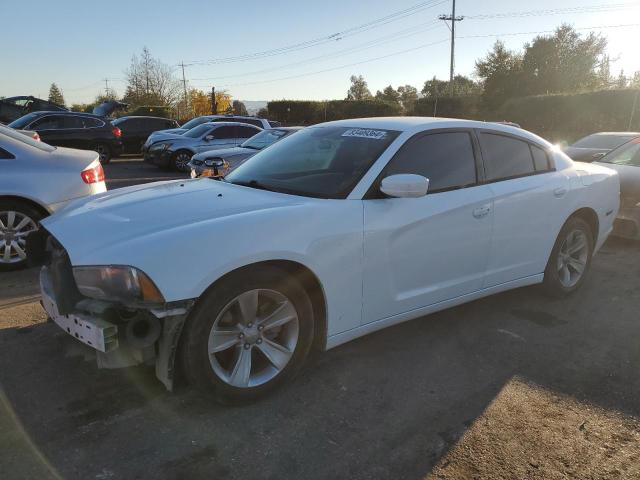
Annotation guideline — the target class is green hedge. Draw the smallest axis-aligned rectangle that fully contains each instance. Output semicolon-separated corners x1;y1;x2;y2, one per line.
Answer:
499;89;640;143
266;100;402;125
409;95;482;120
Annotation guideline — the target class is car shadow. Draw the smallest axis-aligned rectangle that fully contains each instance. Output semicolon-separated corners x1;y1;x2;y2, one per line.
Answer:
1;237;639;479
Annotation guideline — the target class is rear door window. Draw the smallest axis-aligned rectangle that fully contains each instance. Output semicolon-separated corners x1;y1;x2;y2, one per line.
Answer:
235;126;260;138
479;133;537;181
383;131;478;193
213;126;237;139
530;145;551;171
31;115;63;130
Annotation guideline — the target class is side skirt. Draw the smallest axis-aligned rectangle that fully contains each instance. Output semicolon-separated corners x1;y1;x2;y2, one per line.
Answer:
325;274;544;350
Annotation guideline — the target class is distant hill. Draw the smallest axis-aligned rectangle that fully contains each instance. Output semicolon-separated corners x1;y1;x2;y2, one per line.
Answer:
240;100;267;116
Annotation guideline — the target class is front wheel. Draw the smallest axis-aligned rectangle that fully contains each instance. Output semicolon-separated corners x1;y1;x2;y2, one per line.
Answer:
542;217;594;297
181;266;315;404
172;150;193;172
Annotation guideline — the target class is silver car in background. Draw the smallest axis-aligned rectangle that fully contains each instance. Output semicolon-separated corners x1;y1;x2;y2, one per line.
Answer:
0;124;106;270
144;122;263;171
188;127;303;178
595;138;640;239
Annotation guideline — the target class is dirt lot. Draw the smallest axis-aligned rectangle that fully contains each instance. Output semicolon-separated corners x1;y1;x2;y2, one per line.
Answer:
1;158;640;479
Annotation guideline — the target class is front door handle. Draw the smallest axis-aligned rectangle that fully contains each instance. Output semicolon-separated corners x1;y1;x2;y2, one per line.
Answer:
472;204;492;219
554;187;568;198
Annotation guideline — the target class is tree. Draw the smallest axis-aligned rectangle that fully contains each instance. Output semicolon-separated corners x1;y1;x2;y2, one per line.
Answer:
397;85;418;111
233;100;248;116
346;75;372;100
375;85;401;104
520;24;607;95
123;47;181;107
631;71;640;88
422;75;480;98
257;107;269;118
615;69;627;89
48;83;65;106
475;41;523;109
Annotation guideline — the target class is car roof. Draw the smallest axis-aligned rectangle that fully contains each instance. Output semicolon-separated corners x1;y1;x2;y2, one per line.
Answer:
584;132;640;137
115;116;174;121
26;110;104;119
201;121;262;128
315;116;544;141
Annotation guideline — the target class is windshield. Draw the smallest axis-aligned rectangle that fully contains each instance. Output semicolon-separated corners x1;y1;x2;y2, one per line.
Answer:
600;140;640;166
571;134;635;149
183;124;213;138
0;124;55;152
7;113;40;129
226;126;400;199
181;117;212;130
240;129;290;150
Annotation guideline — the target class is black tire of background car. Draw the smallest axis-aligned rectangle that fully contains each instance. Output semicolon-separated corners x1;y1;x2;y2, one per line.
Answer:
172;150;193;172
0;200;45;272
542;216;594;297
180;265;315;404
94;143;112;164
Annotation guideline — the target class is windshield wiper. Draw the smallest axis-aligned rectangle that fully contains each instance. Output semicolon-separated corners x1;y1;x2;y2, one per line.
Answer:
231;179;283;193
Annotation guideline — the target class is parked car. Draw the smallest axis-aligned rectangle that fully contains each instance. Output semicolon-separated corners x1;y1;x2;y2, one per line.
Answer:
145;122;262;171
595;138;640;239
112;116;180;154
0;96;67;123
563;132;640;162
0;124;106;270
143;115;278;147
0;121;41;141
38;117;619;403
8;111;123;163
189;127;302;178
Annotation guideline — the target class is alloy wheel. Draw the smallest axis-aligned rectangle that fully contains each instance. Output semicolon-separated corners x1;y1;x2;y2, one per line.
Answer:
556;229;589;288
175;152;192;171
0;211;38;264
95;145;109;163
208;289;299;388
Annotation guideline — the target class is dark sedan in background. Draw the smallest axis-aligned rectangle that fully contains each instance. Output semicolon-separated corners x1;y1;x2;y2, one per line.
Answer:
112;116;180;154
189;127;302;178
9;111;123;163
564;132;640;162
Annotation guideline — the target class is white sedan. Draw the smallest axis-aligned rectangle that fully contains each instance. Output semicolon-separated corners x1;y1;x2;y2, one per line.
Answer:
39;117;619;403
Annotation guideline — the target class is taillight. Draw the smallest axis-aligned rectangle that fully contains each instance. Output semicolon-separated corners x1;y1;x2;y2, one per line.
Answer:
32;132;41;141
81;162;105;184
112;126;122;138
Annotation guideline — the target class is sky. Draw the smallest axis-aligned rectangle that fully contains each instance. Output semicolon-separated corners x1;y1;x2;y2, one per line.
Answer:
1;0;639;105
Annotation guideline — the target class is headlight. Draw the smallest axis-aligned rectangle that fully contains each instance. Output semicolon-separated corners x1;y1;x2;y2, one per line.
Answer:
73;266;165;304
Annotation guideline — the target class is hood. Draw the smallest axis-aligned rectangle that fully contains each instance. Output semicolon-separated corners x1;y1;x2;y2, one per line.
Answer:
192;146;255;161
93;100;128;117
146;131;186;145
563;146;610;162
156;128;187;136
42;179;304;264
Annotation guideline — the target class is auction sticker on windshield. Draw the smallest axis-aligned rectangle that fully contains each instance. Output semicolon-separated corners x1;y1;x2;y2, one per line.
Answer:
341;128;388;140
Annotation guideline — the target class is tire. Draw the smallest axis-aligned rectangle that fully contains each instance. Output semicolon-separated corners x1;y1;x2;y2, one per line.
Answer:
542;216;594;297
0;200;44;271
172;150;193;172
181;265;315;404
94;143;112;164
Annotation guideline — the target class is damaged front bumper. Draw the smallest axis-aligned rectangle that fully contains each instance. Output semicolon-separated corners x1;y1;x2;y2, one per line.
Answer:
39;257;194;391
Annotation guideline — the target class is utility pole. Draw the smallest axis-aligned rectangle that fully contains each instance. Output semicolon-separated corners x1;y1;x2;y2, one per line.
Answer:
180;61;189;115
439;0;464;96
211;87;217;114
103;78;110;97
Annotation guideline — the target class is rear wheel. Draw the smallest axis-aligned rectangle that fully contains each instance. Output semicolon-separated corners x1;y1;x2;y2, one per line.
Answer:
0;201;44;271
172;150;193;172
94;143;112;164
542;217;593;297
181;265;315;404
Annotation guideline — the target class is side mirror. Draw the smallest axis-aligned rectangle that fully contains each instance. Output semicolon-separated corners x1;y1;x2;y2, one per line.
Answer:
204;134;215;141
380;174;429;198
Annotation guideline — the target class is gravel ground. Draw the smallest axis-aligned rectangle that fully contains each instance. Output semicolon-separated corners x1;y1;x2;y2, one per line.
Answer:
1;159;640;479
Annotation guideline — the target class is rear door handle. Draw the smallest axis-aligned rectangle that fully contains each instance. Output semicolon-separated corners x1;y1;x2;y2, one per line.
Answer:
472;204;492;219
554;187;568;198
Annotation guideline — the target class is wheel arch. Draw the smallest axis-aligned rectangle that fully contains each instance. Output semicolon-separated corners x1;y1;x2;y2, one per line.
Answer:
569;207;599;244
0;195;51;217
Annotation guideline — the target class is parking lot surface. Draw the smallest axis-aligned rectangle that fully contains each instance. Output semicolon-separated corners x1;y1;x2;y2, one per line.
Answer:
2;159;640;479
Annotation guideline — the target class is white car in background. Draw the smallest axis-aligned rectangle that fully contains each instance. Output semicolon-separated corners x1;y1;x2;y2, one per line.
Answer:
39;117;619;403
0;124;106;270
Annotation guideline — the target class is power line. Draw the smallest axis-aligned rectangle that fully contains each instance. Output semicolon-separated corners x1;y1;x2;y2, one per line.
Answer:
191;21;443;81
439;0;464;95
466;2;640;20
185;0;448;65
457;22;640;39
